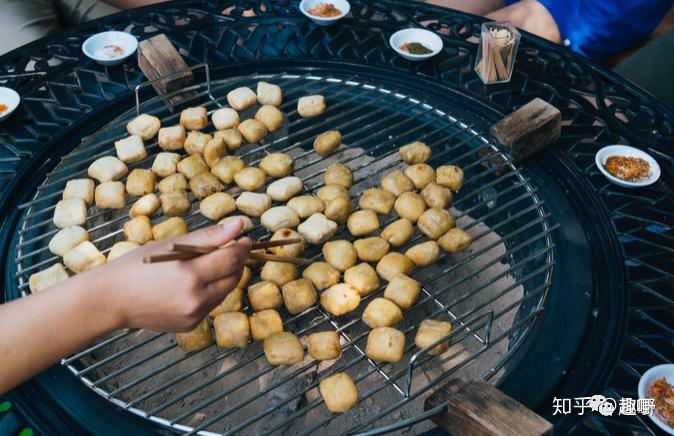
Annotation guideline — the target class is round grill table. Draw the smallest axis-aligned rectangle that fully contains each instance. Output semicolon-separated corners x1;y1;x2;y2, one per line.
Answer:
0;1;672;435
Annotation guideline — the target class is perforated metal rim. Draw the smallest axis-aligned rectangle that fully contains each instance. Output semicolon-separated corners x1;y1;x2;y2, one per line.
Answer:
14;72;555;435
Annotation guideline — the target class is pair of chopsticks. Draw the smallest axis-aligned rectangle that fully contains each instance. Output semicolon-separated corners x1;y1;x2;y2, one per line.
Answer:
143;238;311;265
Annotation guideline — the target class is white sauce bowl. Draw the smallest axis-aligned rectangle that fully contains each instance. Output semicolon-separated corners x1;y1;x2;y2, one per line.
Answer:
82;31;138;66
638;364;674;434
390;28;443;61
0;87;20;122
299;0;350;26
595;144;660;188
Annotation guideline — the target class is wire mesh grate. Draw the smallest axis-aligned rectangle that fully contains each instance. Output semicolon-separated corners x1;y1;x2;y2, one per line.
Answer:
14;72;555;435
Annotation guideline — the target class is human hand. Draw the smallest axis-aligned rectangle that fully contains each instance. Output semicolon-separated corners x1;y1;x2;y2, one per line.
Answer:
85;219;251;332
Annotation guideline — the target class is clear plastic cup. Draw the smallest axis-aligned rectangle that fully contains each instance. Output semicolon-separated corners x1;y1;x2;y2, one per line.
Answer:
475;22;521;84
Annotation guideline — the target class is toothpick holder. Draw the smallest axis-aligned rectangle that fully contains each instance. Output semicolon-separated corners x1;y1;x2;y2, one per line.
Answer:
475;22;521;85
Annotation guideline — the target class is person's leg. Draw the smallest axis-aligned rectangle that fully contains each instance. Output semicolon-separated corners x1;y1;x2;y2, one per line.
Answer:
56;0;119;26
486;0;561;43
615;28;674;111
0;0;61;55
424;0;506;16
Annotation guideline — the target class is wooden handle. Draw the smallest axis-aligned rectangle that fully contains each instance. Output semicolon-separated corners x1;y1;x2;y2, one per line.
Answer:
424;379;553;436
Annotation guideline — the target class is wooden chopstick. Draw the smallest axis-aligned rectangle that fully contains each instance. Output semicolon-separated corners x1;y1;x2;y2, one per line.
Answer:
143;238;308;264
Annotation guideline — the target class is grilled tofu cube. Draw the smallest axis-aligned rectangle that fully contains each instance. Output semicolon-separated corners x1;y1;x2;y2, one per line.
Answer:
323;240;357;272
420;182;452;209
214;128;243;151
287;195;324;218
107;241;140;261
236;192;271;217
152;152;181;178
123;216;153;244
160;191;191;217
313;130;341;155
63;178;95;205
261;261;298;287
405;241;440;266
199;192;236;221
126;113;160;140
394;192;427;223
383;274;421;309
362;298;402;328
404;163;435;189
282;278;317;315
319;373;359;413
95;181;126;209
227;86;257;111
298;95;326;118
260;206;300;232
263;332;304;365
438;228;472;253
365;327;405;362
257;81;282;107
176;318;211;352
380;218;414;248
129;193;160;218
255;105;284;132
298;213;337;245
29;263;69;293
302;262;340;291
250;309;283;341
248;281;283;312
417;208;455;240
353;237;390;262
180;106;208;131
63;241;106;273
381;170;414;197
209;288;244;317
184;131;212;155
359;188;395;214
415;319;453;354
151;217;188;240
259;152;294;178
203;137;227;168
266;176;303;202
88;156;128;183
214;312;250;348
234;167;267;191
399;141;431;164
269;228;305;257
189;173;224;200
320;283;361;316
115;135;147;163
126;168;157;196
238;119;268;144
347;210;380;236
307;331;341;360
158;125;186;151
376;253;415;282
177;154;209;180
53;198;88;228
211;107;240;130
158;173;189;193
49;226;89;257
211;156;245;184
324;163;352;189
436;165;464;192
324;196;353;224
344;262;380;296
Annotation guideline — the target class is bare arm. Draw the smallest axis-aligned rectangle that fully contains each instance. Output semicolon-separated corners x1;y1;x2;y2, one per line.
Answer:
102;0;165;9
487;0;561;44
424;0;505;16
0;221;250;394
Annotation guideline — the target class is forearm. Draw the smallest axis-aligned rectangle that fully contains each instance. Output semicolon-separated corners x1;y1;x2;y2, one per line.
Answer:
424;0;505;16
0;272;120;394
102;0;164;9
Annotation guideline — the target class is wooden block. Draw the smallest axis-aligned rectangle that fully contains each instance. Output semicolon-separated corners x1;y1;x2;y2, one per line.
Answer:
490;98;561;164
425;379;553;436
138;34;193;110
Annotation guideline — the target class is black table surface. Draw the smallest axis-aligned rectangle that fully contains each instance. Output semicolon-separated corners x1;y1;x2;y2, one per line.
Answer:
0;1;673;435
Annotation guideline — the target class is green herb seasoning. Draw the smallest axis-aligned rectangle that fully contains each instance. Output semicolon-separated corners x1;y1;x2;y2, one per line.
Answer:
400;42;433;55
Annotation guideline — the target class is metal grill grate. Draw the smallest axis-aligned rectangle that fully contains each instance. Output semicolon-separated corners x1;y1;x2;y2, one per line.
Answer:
14;72;556;435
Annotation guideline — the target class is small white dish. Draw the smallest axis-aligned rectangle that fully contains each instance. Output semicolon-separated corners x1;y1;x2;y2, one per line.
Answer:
299;0;350;26
82;31;138;66
595;145;660;188
0;87;20;121
390;28;443;61
638;364;674;434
